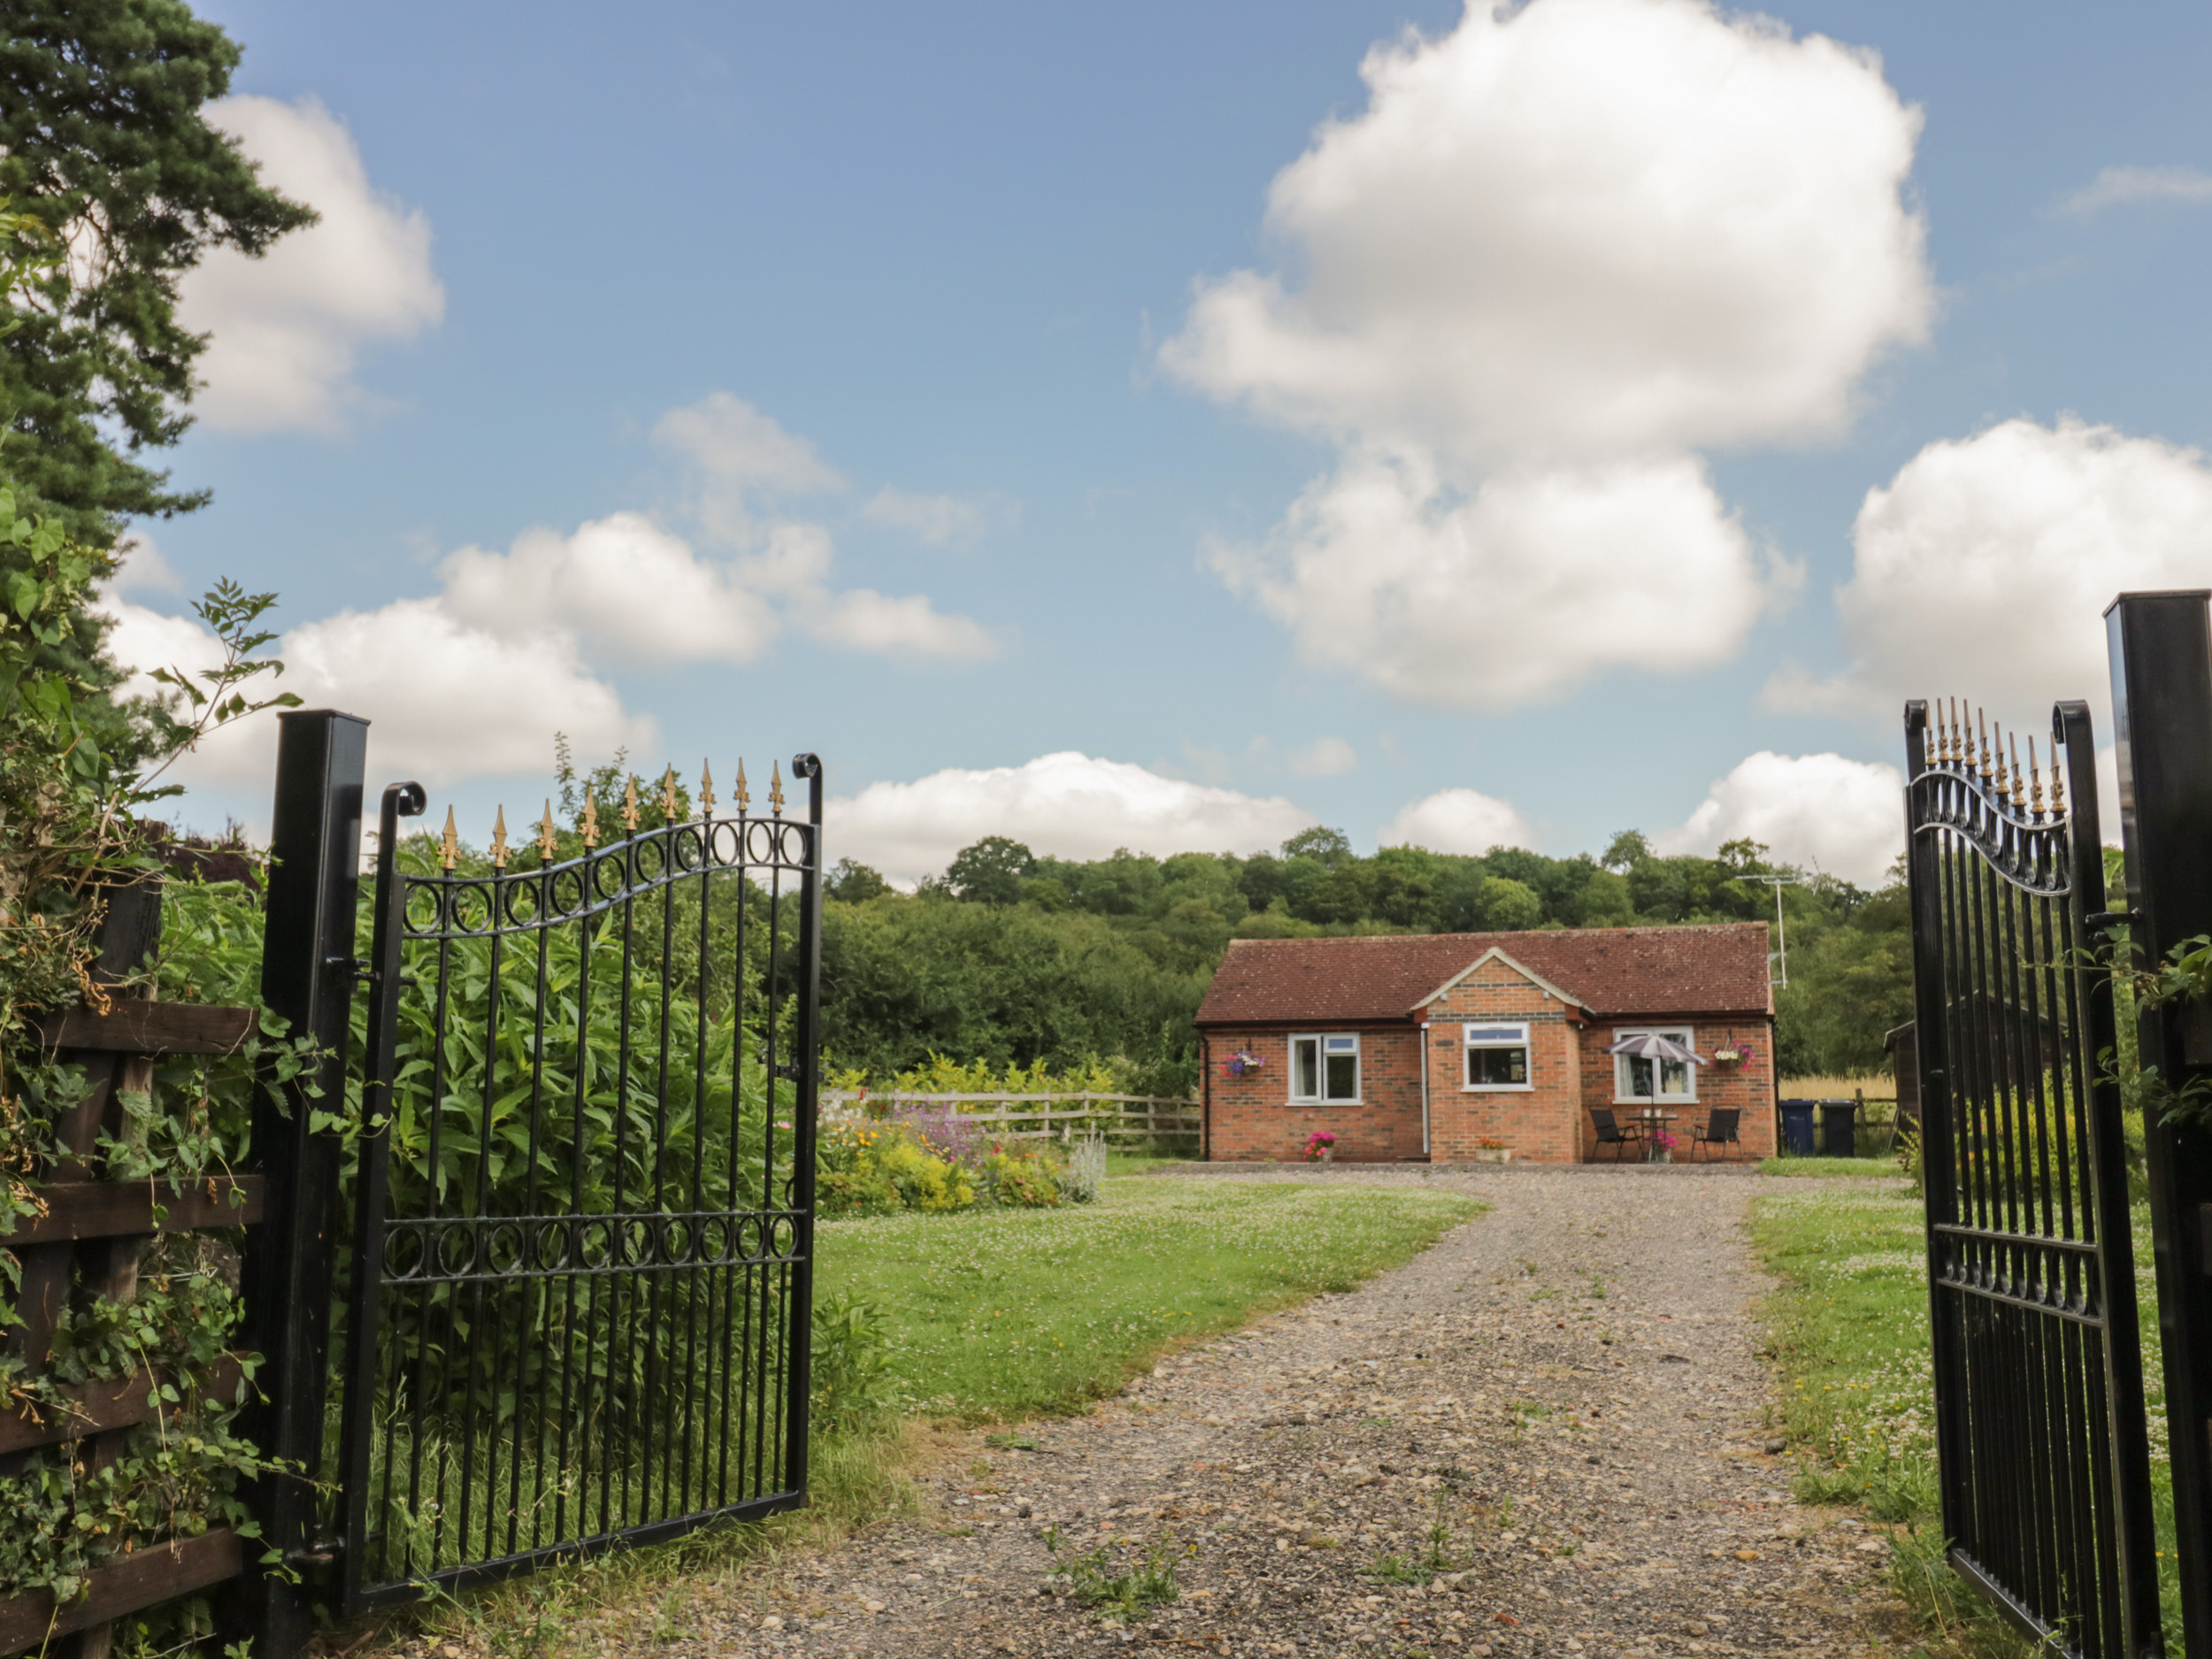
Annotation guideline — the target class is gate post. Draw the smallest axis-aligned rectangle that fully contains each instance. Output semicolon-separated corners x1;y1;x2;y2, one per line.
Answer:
224;710;369;1657
2107;589;2212;1653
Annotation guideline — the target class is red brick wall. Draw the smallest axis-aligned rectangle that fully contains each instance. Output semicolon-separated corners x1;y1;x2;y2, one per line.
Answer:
1574;1018;1777;1161
1202;1023;1425;1163
1423;956;1585;1164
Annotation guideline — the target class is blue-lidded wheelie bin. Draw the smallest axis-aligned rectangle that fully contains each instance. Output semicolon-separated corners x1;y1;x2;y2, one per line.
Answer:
1778;1099;1816;1156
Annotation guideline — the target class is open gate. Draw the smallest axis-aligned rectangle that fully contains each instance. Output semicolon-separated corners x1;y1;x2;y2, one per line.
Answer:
334;759;824;1612
1902;699;2162;1659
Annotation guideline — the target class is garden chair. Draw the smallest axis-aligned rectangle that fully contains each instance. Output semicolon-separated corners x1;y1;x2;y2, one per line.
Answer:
1588;1108;1644;1163
1692;1107;1742;1162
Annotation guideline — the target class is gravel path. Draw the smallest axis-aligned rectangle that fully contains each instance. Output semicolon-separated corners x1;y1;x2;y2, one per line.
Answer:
578;1166;1909;1657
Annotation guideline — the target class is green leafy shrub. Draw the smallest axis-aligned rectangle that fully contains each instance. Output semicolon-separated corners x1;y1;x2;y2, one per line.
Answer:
817;1121;976;1217
810;1291;895;1432
980;1143;1065;1208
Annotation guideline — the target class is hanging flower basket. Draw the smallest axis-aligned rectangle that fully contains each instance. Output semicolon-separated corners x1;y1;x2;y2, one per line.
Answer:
1225;1051;1265;1078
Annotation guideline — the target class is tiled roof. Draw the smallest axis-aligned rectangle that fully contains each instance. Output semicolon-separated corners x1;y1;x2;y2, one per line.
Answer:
1193;926;1773;1025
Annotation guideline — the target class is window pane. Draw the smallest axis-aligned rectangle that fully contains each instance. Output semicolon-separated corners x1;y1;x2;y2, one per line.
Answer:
1464;1025;1522;1044
1295;1039;1318;1099
1470;1047;1527;1086
1325;1052;1359;1100
1660;1056;1691;1096
1325;1035;1357;1053
1624;1056;1655;1097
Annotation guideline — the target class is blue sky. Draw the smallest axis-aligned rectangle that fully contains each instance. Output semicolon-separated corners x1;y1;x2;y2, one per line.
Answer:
115;1;2212;885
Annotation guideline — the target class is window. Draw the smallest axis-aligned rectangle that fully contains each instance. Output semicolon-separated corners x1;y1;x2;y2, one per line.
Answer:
1463;1022;1531;1089
1614;1027;1698;1102
1291;1033;1361;1102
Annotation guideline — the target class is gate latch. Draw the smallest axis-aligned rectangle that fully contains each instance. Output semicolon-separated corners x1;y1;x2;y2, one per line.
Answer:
2086;910;2145;931
326;955;373;985
772;1063;802;1081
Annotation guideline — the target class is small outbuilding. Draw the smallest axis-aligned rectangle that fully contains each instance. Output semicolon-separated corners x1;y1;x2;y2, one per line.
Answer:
1194;925;1777;1164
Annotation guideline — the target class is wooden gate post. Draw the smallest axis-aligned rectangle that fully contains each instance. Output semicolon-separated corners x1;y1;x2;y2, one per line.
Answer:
2108;588;2212;1654
222;710;369;1658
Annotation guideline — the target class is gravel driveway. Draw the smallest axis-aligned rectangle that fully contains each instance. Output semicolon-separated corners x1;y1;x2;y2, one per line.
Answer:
593;1165;1909;1657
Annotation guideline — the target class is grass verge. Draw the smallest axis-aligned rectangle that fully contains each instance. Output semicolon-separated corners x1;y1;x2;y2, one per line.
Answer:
1758;1156;1907;1179
388;1174;1482;1655
1753;1180;2178;1657
819;1175;1486;1420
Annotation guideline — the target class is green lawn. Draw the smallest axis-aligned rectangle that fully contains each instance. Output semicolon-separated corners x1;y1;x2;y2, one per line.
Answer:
1757;1156;1908;1179
817;1176;1485;1420
1753;1181;2177;1656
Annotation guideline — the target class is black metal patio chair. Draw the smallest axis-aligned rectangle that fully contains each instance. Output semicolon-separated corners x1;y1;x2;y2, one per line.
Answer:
1589;1108;1645;1163
1692;1107;1742;1162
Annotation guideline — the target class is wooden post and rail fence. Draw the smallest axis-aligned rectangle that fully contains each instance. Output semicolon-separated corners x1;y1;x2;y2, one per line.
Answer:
821;1091;1202;1145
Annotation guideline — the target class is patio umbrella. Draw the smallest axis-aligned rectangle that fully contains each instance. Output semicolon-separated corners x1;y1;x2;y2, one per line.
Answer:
1604;1033;1707;1064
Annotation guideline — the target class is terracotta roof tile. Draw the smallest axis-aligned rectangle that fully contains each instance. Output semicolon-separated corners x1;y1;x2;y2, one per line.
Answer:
1194;925;1773;1025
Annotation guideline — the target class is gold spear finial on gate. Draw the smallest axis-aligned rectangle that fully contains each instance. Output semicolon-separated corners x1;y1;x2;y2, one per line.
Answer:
2050;743;2067;816
1991;721;2008;798
491;806;509;869
735;759;751;813
699;760;716;818
2008;733;2026;808
2027;737;2045;817
1978;710;1993;780
441;807;459;872
581;793;600;849
622;774;641;833
1944;698;1959;766
661;765;680;820
770;761;786;816
540;800;559;859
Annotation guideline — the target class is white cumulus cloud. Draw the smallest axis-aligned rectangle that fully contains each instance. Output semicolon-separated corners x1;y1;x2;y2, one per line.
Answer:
831;753;1317;886
1769;418;2212;733
2057;165;2212;215
1655;751;1903;887
1379;788;1536;855
179;96;443;433
1212;449;1777;707
99;595;651;794
1164;0;1927;709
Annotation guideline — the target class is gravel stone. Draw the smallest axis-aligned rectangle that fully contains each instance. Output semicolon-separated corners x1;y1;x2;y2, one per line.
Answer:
549;1165;1913;1657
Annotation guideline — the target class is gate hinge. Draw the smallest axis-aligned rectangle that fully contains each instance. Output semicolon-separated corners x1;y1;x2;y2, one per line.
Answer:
326;955;373;984
285;1540;340;1568
2086;910;2144;930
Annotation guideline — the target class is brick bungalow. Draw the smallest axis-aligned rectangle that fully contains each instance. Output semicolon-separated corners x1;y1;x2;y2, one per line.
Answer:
1194;926;1777;1164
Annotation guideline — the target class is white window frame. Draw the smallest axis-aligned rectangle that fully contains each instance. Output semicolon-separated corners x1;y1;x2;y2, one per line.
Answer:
1613;1025;1699;1103
1290;1033;1363;1104
1462;1021;1532;1091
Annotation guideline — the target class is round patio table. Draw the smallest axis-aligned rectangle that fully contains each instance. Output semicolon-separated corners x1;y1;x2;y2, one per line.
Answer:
1630;1108;1679;1162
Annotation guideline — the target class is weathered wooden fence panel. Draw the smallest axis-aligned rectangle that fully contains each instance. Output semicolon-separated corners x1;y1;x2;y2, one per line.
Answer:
824;1091;1201;1143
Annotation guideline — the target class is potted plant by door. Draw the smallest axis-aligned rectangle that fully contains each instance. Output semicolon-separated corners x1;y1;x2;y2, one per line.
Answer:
1304;1130;1338;1164
1649;1130;1679;1164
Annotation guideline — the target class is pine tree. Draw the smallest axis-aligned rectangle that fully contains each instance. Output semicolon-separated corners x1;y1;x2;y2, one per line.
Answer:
0;0;313;550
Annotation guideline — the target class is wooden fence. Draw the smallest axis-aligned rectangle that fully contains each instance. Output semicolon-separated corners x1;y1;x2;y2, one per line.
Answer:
822;1091;1202;1145
0;881;263;1657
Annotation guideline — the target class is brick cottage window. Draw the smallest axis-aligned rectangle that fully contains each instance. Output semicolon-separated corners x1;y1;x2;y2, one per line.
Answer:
1463;1022;1531;1089
1614;1026;1698;1102
1292;1033;1361;1102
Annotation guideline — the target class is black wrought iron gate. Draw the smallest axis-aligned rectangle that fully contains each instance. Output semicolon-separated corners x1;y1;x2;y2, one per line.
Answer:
1903;700;2162;1659
333;758;824;1613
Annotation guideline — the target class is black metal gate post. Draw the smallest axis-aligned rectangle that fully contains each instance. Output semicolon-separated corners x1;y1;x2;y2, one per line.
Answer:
785;755;825;1501
2108;588;2212;1655
225;710;370;1658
